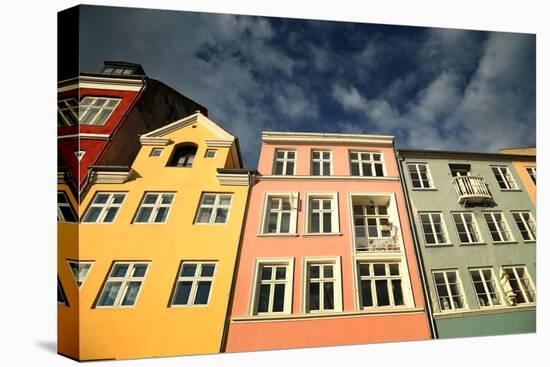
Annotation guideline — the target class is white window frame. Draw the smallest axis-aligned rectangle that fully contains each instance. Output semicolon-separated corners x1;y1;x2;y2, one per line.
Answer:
311;150;333;176
96;262;150;308
482;212;515;243
407;163;434;189
302;257;342;313
250;258;294;316
259;192;299;235
491;166;518;190
149;148;163;157
304;193;339;234
273;149;296;175
57;98;79;127
502;265;536;304
170;261;217;307
469;267;502;308
526;167;536;185
67;260;94;288
204;149;217;158
452;212;483;244
349;151;385;177
432;269;467;312
356;261;407;309
82;192;127;224
79;96;121;126
419;212;450;246
353;203;392;239
511;211;536;241
194;193;233;224
133;192;175;224
57;191;78;223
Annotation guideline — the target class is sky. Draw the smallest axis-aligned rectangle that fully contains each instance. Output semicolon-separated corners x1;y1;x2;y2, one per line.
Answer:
79;5;536;168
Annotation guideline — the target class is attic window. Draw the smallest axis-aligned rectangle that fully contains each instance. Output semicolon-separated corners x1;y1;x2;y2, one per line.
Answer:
168;145;197;167
102;66;138;75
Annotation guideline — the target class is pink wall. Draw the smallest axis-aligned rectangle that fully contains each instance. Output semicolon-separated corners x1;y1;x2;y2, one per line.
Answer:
226;140;430;352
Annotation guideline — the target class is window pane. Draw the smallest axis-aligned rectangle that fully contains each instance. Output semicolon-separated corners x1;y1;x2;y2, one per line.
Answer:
154;207;169;223
392;280;404;305
111;264;129;277
60;206;77;222
309;282;320;310
323;213;332;232
194;281;212;304
143;194;158;204
132;265;147;277
202;195;216;205
201;264;215;277
197;207;212;223
82;207;102;223
389;264;399;275
323;282;335;310
267;213;278;233
351;162;360;176
280;213;290;233
375;280;390;306
362;163;372;176
273;284;285;312
323;162;331;175
103;207;119;223
375;163;384;176
361;280;373;307
261;267;272;280
312;162;320;176
135;207;153;223
286;162;294;175
359;264;370;276
219;196;232;206
214;208;228;223
309;265;320;279
98;282;121;306
274;161;284;175
373;264;386;276
121;282;141;306
323;265;333;278
311;213;320;232
173;281;192;305
181;264;197;277
161;194;174;204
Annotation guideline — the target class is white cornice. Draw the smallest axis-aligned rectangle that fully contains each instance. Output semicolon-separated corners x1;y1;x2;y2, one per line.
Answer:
88;170;132;184
262;131;394;145
260;175;400;182
433;304;535;319
216;173;251;186
205;139;234;148
140;137;173;146
58;133;110;140
57;75;144;93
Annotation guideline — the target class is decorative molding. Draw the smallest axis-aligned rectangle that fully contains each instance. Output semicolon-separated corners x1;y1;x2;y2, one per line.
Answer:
262;131;394;145
216;173;251;186
140;113;234;142
89;169;132;184
205;139;234;148
57;75;144;93
140;137;172;146
260;175;400;182
433;304;536;319
58;133;110;140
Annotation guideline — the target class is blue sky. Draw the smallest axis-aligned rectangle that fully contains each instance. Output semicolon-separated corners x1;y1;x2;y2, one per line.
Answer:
80;6;536;167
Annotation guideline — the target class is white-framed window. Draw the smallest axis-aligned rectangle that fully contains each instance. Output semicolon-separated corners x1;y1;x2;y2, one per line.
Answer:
134;192;175;224
491;166;518;190
526;167;536;185
261;193;298;234
195;193;232;224
357;262;405;308
252;260;293;315
305;194;339;234
96;262;149;307
67;260;93;288
168;145;197;167
311;150;332;176
273;149;296;175
57;277;69;306
512;211;536;241
469;268;502;307
79;96;120;126
452;212;482;244
407;163;433;189
349;151;384;177
204;149;217;158
57;191;78;223
432;270;466;311
171;262;216;306
57;98;79;127
82;192;126;223
149;148;163;157
304;258;342;313
353;204;391;239
483;212;513;243
419;213;449;245
502;266;536;304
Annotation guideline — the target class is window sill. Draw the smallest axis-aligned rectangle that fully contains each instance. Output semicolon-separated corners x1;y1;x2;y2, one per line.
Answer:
493;241;519;245
523;240;536;243
425;243;454;248
257;233;299;237
411;188;437;191
458;242;487;246
500;189;522;192
302;232;343;237
433;303;536;319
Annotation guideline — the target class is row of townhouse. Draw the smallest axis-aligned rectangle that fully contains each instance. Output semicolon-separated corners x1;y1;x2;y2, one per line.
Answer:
57;62;536;361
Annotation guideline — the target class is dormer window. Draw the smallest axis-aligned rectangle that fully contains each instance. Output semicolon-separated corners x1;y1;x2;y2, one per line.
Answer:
169;144;197;167
79;97;120;126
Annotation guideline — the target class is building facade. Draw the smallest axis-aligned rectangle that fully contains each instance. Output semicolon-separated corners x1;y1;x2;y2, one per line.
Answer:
498;147;536;204
398;150;536;338
225;132;431;352
58;113;253;360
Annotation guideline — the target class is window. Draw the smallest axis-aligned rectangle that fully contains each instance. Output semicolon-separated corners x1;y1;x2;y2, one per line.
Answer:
168;145;197;167
469;268;501;307
357;262;405;308
353;204;391;239
79;97;120;126
311;150;332;176
254;262;292;314
304;260;341;312
452;212;482;244
82;192;126;223
449;164;471;177
483;212;513;242
262;194;298;234
419;213;449;245
433;270;465;311
407;163;433;188
57;191;77;223
306;194;338;234
273;150;296;175
350;151;384;177
57;98;79;127
502;266;535;304
134;193;175;224
526;167;536;184
492;166;518;190
96;262;149;307
149;148;163;157
195;193;232;224
67;261;93;288
204;149;217;158
57;277;69;306
512;212;536;241
171;262;216;306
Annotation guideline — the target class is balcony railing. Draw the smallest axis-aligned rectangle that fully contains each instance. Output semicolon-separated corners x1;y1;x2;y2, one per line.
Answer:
452;176;492;204
354;231;400;252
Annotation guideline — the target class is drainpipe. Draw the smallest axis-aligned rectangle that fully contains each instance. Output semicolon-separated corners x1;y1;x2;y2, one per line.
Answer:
396;151;438;339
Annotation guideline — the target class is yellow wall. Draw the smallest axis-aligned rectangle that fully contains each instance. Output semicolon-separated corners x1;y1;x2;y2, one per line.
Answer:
511;160;536;204
58;120;248;360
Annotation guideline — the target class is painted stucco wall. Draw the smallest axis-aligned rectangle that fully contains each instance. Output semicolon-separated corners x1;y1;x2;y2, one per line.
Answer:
510;160;536;204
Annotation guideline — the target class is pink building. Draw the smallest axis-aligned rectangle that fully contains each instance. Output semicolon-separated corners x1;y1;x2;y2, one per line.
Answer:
225;132;431;352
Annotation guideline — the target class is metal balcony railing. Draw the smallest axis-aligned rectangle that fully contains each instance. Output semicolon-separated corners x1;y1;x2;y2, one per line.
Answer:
354;230;400;252
452;176;492;205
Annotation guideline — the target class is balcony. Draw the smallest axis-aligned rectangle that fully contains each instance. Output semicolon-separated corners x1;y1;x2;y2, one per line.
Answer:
452;176;493;205
354;227;400;253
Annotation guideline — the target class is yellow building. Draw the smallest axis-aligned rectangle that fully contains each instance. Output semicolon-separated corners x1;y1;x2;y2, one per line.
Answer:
57;112;253;360
499;147;536;204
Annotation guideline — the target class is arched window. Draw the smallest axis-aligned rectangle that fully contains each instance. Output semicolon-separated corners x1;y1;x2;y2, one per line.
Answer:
168;144;197;167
